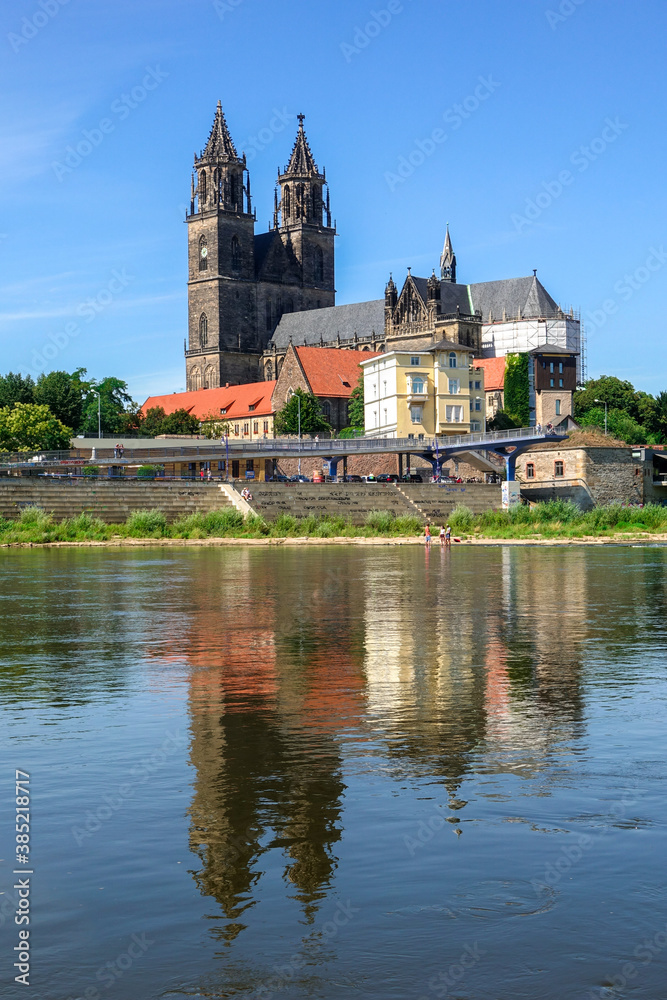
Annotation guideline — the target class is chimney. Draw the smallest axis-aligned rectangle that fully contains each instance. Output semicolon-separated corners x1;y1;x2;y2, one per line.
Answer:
225;382;230;388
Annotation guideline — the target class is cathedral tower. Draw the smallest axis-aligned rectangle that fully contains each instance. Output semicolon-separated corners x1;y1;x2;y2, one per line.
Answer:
185;102;259;390
277;115;335;309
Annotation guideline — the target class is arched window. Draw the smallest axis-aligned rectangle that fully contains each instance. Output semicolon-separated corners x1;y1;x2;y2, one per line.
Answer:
199;313;208;348
449;352;457;369
231;236;241;273
199;170;207;206
265;361;273;380
198;235;208;272
190;366;202;391
314;247;324;283
213;167;221;204
204;365;215;389
284;185;291;220
411;377;425;394
320;400;331;419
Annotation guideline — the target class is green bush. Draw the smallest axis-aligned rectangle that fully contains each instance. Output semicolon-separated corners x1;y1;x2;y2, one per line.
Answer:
271;513;300;536
125;508;167;537
243;513;270;535
18;506;53;529
392;515;424;535
60;512;109;540
83;466;99;477
448;505;476;532
365;510;394;533
137;465;163;479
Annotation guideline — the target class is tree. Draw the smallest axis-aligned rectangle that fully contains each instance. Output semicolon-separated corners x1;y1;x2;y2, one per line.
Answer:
159;409;200;435
0;403;71;451
574;376;640;422
347;373;365;428
488;409;519;431
142;406;168;437
80;377;135;435
33;370;84;430
0;372;35;408
274;389;331;435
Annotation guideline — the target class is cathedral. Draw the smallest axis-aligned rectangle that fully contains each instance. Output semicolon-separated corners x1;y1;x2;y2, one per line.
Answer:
185;103;582;391
185;103;335;391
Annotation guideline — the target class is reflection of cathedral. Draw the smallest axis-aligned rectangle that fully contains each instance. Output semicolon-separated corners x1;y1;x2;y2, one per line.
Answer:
162;546;592;943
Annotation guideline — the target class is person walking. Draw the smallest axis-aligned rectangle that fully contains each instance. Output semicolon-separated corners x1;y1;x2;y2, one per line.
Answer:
424;523;431;546
200;467;205;481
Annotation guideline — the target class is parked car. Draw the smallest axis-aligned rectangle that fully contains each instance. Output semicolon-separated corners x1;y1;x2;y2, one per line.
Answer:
364;474;376;482
401;473;423;483
376;473;399;483
289;474;310;483
344;474;364;483
269;474;289;482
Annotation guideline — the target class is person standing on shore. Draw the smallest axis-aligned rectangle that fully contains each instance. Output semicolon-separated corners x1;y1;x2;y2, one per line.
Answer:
445;524;452;546
424;523;431;546
439;525;446;546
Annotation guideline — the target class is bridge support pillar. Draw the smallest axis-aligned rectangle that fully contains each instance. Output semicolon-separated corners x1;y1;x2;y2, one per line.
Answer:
398;453;403;479
325;457;342;480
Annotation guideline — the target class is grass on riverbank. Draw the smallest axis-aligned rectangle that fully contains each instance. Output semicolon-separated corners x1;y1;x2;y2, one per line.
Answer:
448;499;667;538
2;501;667;544
0;506;425;543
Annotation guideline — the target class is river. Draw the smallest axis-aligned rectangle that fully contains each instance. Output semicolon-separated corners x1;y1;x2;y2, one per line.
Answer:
1;545;666;999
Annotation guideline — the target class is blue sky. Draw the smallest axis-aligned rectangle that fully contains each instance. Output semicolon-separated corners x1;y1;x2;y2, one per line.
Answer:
1;0;665;402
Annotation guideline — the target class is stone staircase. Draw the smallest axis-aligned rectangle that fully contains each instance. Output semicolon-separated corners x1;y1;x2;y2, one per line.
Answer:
246;483;418;525
396;483;502;523
0;479;234;524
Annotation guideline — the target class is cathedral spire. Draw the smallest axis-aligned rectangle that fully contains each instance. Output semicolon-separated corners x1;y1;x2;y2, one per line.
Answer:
440;223;457;283
200;100;239;161
284;114;318;176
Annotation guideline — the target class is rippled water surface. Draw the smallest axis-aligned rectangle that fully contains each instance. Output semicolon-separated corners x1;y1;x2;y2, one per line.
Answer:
1;545;666;999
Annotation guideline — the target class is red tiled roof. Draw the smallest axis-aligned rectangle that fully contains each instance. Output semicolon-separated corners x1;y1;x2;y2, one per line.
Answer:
142;381;277;420
474;357;506;392
295;346;380;397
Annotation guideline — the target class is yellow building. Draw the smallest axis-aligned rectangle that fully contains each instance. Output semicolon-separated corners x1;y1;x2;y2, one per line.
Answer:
360;341;485;439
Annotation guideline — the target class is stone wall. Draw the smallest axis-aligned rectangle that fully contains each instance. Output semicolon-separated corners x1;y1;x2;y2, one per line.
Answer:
519;444;643;505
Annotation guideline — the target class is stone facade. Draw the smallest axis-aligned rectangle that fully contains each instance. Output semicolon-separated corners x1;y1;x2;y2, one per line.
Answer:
185;106;335;391
519;444;644;505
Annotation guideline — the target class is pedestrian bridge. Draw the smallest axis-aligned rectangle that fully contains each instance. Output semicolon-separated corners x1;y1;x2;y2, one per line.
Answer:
0;426;568;480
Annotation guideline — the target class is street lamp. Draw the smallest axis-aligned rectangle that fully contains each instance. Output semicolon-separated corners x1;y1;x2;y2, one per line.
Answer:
594;398;608;436
91;390;101;439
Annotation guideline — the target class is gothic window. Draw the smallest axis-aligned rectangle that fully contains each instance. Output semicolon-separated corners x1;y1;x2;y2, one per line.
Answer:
213;168;221;204
199;236;208;272
231;236;241;273
284;185;291;220
449;352;457;368
190;366;202;391
321;400;331;419
199;170;207;206
199;313;208;348
314;247;324;283
204;365;215;389
265;361;273;380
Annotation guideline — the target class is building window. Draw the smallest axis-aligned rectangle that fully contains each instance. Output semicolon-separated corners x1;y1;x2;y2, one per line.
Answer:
246;459;254;472
554;460;564;477
248;403;256;411
559;378;563;388
263;420;269;434
471;420;481;431
253;421;259;434
283;185;291;220
474;398;481;411
449;352;457;368
199;313;208;348
526;463;535;479
204;364;214;389
320;400;331;419
243;422;249;435
190;366;201;390
555;399;561;416
550;378;554;387
198;235;208;271
199;171;207;206
231;236;241;273
234;424;239;436
448;378;460;394
446;405;464;422
410;406;422;424
474;380;481;389
559;362;563;374
411;376;425;394
550;362;554;373
410;356;420;366
383;407;388;424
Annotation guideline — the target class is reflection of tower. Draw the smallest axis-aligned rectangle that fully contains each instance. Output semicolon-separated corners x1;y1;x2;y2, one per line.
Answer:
183;550;366;938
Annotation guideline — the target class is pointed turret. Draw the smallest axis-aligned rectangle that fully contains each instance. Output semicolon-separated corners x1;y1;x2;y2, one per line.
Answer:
201;100;239;161
440;224;457;283
284;114;318;176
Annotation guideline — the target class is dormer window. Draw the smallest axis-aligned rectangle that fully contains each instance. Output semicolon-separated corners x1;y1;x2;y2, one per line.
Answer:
220;407;227;415
249;404;256;411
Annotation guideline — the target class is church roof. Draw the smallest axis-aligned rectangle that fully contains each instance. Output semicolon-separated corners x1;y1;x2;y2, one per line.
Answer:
469;275;561;322
283;115;318;176
200;101;239;161
294;346;379;397
270;300;385;348
407;273;562;321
